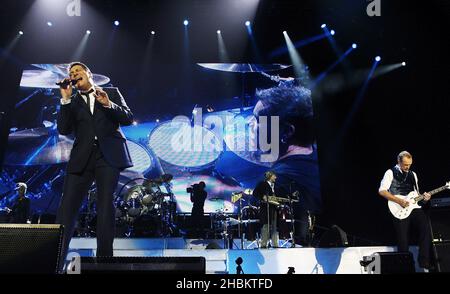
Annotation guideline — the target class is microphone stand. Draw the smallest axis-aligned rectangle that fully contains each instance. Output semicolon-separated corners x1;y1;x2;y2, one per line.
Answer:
289;181;296;248
266;196;270;248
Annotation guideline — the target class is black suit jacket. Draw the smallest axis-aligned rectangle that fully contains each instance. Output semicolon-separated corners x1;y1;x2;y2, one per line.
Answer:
253;181;276;224
57;87;133;173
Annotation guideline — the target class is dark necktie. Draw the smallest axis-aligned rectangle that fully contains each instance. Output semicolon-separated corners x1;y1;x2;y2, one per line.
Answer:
80;89;94;112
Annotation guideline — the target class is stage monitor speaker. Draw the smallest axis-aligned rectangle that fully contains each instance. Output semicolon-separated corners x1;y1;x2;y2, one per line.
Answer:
433;241;450;272
361;252;415;274
0;224;64;273
69;256;206;274
429;206;450;242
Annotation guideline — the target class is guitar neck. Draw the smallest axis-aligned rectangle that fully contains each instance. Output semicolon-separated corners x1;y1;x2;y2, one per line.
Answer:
415;185;448;201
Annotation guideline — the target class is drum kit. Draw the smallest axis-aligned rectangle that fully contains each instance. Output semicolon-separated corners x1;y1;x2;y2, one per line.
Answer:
113;174;177;237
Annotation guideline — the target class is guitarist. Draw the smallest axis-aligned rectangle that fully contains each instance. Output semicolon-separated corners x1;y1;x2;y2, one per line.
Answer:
378;151;432;270
253;171;280;248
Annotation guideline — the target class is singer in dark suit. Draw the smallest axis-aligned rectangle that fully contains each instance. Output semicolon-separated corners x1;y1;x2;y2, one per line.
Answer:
56;62;133;268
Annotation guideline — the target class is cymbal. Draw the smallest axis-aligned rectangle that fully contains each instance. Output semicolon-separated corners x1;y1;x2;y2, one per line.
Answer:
197;63;291;73
243;188;253;195
5;127;74;165
20;64;110;89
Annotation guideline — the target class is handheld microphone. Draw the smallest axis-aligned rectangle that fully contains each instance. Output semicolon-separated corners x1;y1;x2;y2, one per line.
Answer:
56;78;81;87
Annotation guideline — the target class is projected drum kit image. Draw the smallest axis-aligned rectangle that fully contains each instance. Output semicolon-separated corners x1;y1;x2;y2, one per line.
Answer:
1;63;301;246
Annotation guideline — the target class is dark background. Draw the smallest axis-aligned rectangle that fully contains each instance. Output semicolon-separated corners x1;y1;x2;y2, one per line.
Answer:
0;0;449;245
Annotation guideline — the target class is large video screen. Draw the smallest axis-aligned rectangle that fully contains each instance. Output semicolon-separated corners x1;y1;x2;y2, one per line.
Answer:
0;63;321;218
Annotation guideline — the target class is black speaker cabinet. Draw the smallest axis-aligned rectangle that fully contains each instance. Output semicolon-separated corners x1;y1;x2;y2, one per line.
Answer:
433;241;450;272
0;224;64;273
362;252;415;274
68;256;206;274
429;207;450;241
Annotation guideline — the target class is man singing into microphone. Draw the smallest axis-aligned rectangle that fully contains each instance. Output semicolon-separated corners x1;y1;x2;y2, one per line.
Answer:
56;62;133;269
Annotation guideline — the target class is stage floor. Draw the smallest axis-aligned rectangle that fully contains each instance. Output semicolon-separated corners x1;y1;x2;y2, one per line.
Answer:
68;238;424;274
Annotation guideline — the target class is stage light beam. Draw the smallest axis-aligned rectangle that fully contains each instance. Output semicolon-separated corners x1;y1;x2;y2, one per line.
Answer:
114;20;119;26
245;21;251;27
321;24;327;28
19;31;24;35
184;20;189;26
217;30;221;34
352;43;357;49
86;30;91;34
402;62;406;66
283;31;310;86
375;56;381;62
330;30;335;36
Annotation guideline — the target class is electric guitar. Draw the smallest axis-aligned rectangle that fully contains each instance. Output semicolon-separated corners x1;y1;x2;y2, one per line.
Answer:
388;181;450;219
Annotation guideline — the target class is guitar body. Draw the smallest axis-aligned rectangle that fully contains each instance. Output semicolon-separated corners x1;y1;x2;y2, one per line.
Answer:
388;191;421;220
387;181;449;220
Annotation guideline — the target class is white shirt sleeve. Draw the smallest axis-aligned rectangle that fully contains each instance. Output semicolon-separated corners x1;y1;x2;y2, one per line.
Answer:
60;98;71;105
379;169;393;192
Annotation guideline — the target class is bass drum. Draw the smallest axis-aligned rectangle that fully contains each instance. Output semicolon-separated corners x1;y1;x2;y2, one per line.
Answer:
277;205;293;240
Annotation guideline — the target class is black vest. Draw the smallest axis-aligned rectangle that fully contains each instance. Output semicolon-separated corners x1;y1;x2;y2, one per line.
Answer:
388;167;417;196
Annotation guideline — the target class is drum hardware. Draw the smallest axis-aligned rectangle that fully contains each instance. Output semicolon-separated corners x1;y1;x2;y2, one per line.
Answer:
114;174;175;237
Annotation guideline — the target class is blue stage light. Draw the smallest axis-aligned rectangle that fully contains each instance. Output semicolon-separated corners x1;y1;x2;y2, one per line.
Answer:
321;24;326;28
245;21;251;27
330;30;335;36
352;43;357;49
114;20;119;26
375;56;381;62
183;20;189;26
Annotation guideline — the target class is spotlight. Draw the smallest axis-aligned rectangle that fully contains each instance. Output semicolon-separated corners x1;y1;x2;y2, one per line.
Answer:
183;20;189;26
47;21;53;27
151;30;155;35
132;121;138;126
217;30;221;34
114;20;119;26
321;24;327;28
330;30;335;36
245;21;251;27
18;31;24;35
402;62;406;66
352;43;358;49
86;30;91;35
282;30;287;34
156;119;160;123
375;56;381;62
